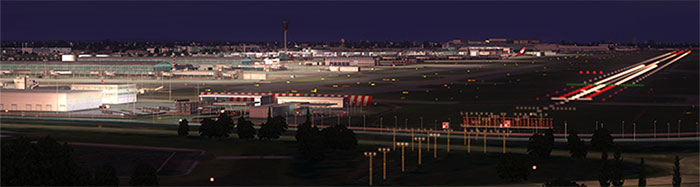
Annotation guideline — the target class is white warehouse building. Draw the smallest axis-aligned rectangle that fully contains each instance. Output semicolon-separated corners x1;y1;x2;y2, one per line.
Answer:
0;89;103;112
71;83;137;104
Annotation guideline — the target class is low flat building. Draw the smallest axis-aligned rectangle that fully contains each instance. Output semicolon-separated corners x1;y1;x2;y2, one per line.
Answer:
199;92;274;106
324;57;376;66
277;96;345;108
71;83;137;104
248;103;297;119
0;89;102;112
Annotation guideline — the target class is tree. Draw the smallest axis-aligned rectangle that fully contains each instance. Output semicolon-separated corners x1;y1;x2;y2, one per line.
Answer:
1;136;92;186
295;108;313;143
591;126;614;152
300;125;326;161
177;119;189;136
199;114;234;138
198;118;215;138
258;108;288;140
296;109;326;161
672;155;681;187
321;124;358;150
598;151;611;187
213;113;234;138
567;130;587;159
543;178;583;187
611;147;625;187
236;116;256;140
129;163;158;186
527;132;553;158
93;163;118;186
496;153;530;182
638;158;646;187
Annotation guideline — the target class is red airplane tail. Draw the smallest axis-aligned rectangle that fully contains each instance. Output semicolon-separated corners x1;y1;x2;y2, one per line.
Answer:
514;47;526;57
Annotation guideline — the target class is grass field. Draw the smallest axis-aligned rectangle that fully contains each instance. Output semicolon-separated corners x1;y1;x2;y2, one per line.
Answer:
5;121;694;186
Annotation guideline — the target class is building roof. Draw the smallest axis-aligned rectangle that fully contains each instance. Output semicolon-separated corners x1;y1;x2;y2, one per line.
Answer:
0;89;101;94
71;83;135;86
1;61;161;66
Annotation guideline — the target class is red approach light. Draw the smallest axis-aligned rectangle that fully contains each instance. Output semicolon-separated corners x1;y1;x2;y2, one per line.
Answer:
624;86;628;89
599;71;603;74
593;71;597;74
586;71;590;74
619;89;623;91
555;91;559;94
602;98;606;101
608;95;612;98
614;92;618;95
546;94;550;97
535;97;540;101
570;86;574;88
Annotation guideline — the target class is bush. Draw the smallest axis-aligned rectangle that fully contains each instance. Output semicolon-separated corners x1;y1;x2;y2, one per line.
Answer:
129;163;158;186
496;153;530;182
177;119;189;136
567;130;587;159
1;136;93;186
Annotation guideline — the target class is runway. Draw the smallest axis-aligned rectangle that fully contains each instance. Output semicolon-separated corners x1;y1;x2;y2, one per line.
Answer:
552;50;692;102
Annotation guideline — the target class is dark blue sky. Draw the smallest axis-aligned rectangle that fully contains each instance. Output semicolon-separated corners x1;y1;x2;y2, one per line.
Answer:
2;1;698;43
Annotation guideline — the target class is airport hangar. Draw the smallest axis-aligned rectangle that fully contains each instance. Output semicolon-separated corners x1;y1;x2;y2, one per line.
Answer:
0;83;137;112
0;89;103;112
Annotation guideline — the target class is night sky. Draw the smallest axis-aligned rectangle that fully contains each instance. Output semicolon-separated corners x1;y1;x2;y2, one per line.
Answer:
2;1;698;43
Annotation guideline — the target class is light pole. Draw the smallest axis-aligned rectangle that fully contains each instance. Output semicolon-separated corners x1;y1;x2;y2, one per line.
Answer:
426;130;430;152
363;152;377;186
633;122;636;141
396;142;409;172
413;137;425;165
429;133;440;158
378;148;391;180
677;120;681;137
463;125;467;145
380;117;383;135
393;128;396;149
410;129;415;151
653;119;657;138
420;117;423;129
467;130;472;153
667;122;670;139
446;130;451;152
621;121;625;138
502;130;511;154
394;116;398;129
483;130;487;153
564;121;568;138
